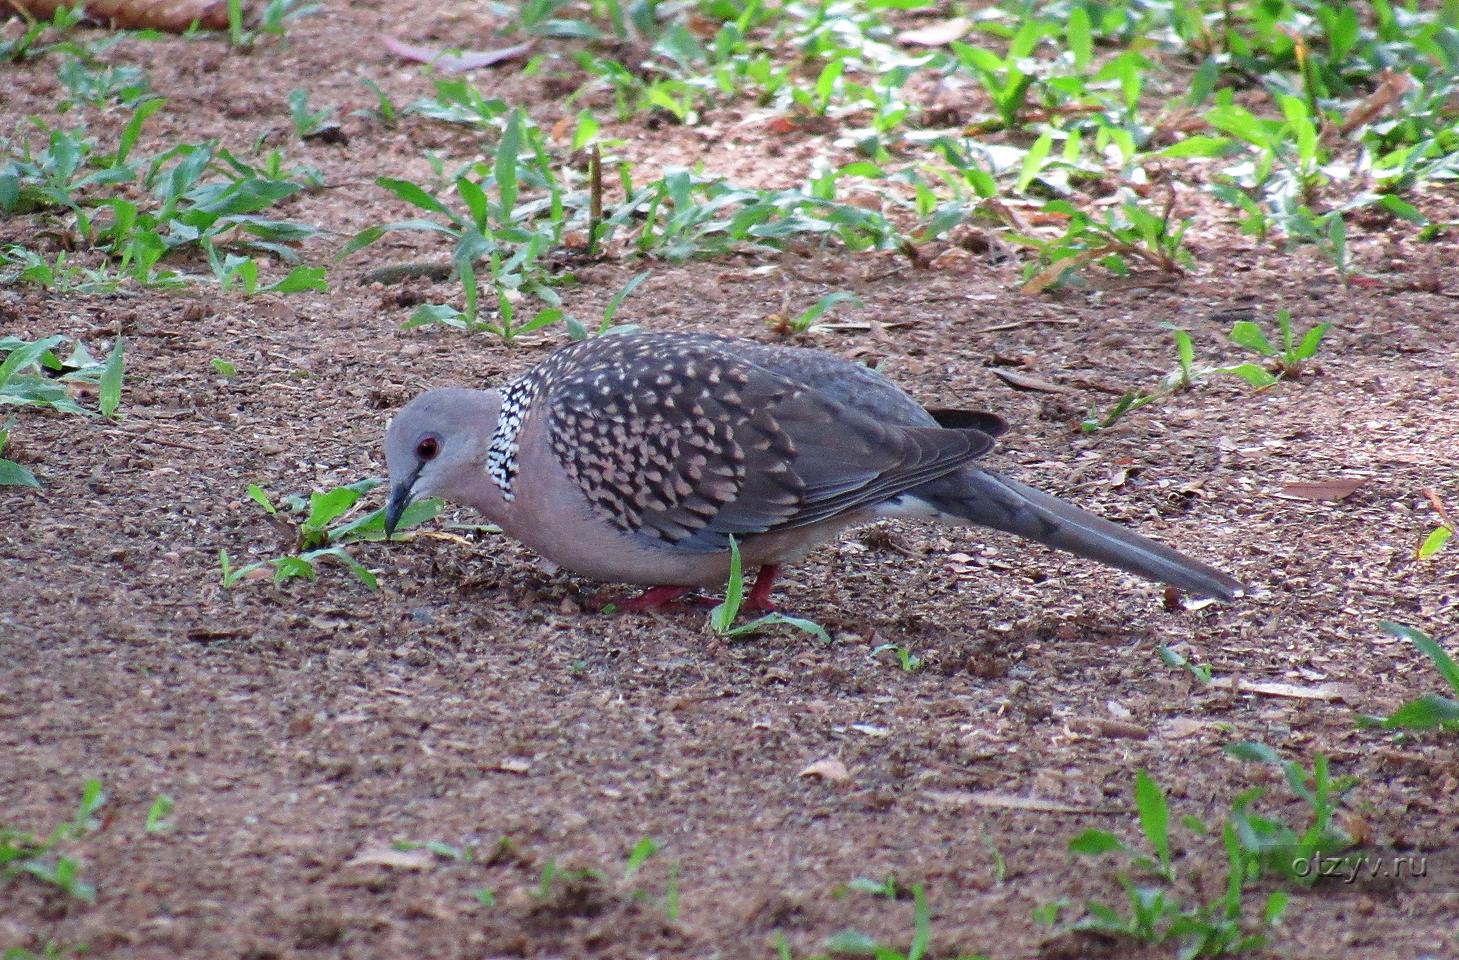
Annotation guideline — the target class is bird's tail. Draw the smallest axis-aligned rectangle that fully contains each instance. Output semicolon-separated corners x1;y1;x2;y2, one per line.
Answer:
914;468;1245;600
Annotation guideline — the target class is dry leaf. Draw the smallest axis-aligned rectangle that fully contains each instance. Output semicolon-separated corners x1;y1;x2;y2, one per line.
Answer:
896;17;972;46
1278;478;1368;501
9;0;228;30
1339;69;1414;135
1209;678;1349;701
926;790;1095;814
1067;716;1149;740
1160;717;1208;739
798;758;850;782
348;846;434;870
991;368;1067;393
383;36;535;73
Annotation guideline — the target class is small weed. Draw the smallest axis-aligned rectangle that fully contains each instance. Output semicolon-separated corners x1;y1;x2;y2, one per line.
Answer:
564;270;649;342
1;780;106;904
0;418;40;488
809;882;988;960
227;0;321;46
0;4;85;62
1081;311;1326;432
353;78;400;127
1222;743;1360;888
286;88;340;142
1158;645;1214;684
1357;622;1459;734
0;334;124;418
870;642;924;673
1228;309;1330;379
768;290;864;336
708;536;830;644
1051;768;1290;957
394;838;471;862
221;479;441;590
144;794;175;834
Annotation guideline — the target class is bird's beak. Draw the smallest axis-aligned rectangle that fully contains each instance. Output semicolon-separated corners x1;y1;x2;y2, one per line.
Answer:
384;473;417;541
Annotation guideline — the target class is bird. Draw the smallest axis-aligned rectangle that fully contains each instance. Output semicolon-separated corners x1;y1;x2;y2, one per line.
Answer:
383;331;1243;610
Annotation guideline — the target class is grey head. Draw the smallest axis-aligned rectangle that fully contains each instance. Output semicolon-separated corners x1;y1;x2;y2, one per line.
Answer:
383;387;501;537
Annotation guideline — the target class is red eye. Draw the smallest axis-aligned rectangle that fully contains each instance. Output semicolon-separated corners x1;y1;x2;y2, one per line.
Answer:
415;435;440;460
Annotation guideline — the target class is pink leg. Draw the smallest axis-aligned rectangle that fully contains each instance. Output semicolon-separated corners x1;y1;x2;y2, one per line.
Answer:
745;564;781;612
591;585;694;612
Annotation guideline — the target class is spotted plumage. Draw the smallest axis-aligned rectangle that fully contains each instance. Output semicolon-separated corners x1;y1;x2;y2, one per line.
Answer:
384;331;1245;605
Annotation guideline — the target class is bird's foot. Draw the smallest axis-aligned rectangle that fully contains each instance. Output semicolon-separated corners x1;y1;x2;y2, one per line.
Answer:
590;585;710;612
743;564;781;613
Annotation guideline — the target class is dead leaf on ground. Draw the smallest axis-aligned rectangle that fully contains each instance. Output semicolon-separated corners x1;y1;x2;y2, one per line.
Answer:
383;37;535;73
494;757;531;774
1339;69;1415;135
1209;677;1351;701
896;17;972;46
1277;478;1369;502
8;0;228;30
991;368;1068;393
924;790;1100;814
1160;718;1208;739
347;846;434;870
798;758;851;782
1067;716;1149;740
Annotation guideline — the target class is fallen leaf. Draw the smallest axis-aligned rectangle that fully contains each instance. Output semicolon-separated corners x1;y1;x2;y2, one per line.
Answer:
383;36;535;73
1278;478;1368;501
798;758;851;783
1339;68;1414;135
896;16;972;46
348;846;434;870
1160;717;1208;739
925;790;1098;814
1209;678;1350;701
1067;716;1148;740
991;368;1067;393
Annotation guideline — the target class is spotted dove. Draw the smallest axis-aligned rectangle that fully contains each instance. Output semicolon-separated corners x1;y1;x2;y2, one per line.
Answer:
384;332;1243;609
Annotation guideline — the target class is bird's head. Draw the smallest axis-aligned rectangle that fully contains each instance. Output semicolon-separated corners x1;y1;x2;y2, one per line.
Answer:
383;387;501;538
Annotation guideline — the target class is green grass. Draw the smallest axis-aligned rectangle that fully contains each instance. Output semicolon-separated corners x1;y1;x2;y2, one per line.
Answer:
1358;622;1459;733
0;334;124;419
707;535;831;644
1;780;107;904
220;479;442;590
780;881;989;960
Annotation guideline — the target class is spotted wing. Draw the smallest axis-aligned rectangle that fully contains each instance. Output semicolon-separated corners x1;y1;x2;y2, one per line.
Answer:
543;334;995;552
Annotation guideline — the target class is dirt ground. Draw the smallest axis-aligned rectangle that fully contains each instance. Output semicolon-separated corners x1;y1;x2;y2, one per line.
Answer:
3;4;1458;959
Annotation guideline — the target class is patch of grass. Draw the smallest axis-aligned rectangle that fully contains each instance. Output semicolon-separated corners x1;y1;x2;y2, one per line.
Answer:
1;779;107;904
0;334;124;418
1157;645;1214;685
1047;768;1292;958
1227;309;1330;379
1357;622;1459;734
2;101;327;293
0;417;40;488
782;882;988;960
1222;743;1360;888
870;642;923;674
220;479;441;590
708;536;830;644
